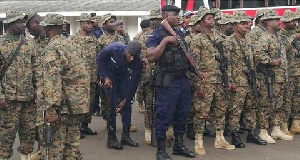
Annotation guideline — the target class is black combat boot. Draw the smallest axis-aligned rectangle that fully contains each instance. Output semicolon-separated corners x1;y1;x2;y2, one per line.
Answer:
80;130;85;139
157;140;172;160
231;132;245;148
121;125;139;147
107;126;123;150
186;124;195;140
223;126;231;136
81;122;98;135
173;135;196;158
247;130;267;145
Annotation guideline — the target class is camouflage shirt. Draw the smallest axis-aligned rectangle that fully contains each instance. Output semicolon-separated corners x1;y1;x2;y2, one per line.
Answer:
280;28;300;77
133;31;143;41
185;32;197;50
98;30;125;52
42;35;90;115
190;30;225;84
69;33;99;83
245;26;266;54
0;33;35;101
253;31;288;83
139;29;154;83
224;34;254;86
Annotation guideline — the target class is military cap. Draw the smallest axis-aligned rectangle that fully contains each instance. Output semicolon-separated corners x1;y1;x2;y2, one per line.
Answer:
256;9;267;18
77;13;92;22
233;11;251;23
211;8;221;20
218;14;234;25
184;11;194;17
161;5;180;13
260;9;281;21
281;9;296;22
149;7;162;19
25;10;39;23
188;15;200;26
197;6;214;21
126;40;142;56
39;13;67;26
100;13;117;25
3;10;26;24
115;20;124;26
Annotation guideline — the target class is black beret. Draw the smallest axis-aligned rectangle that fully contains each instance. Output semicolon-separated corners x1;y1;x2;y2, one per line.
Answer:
161;5;180;13
140;19;150;29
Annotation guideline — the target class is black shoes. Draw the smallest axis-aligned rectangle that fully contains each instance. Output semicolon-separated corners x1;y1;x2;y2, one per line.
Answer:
247;130;267;145
186;124;195;140
173;135;196;158
157;140;172;160
121;125;139;147
231;132;245;148
81;123;97;135
107;125;123;150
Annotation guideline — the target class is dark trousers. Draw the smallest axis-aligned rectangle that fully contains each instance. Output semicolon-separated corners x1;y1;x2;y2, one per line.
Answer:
155;76;191;140
106;76;132;127
92;84;100;113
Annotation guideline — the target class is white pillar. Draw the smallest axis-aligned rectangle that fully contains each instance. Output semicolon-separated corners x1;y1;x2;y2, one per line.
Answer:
175;0;182;8
137;17;142;33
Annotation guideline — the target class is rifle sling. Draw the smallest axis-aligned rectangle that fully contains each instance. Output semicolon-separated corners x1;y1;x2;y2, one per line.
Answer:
0;35;25;80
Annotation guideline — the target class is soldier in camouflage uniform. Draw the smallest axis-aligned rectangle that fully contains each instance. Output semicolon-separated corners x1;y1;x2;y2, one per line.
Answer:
0;10;36;160
134;19;150;113
69;13;98;138
219;14;234;38
138;7;162;145
280;10;300;135
25;11;49;160
115;20;130;44
190;7;235;155
185;14;201;140
253;10;293;143
40;13;89;159
224;11;267;148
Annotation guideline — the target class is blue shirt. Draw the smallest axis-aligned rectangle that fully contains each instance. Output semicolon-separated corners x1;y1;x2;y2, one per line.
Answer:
91;27;103;39
96;42;143;101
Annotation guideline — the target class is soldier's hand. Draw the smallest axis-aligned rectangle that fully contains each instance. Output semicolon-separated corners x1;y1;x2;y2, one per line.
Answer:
165;36;178;45
104;77;112;88
274;58;281;66
0;99;8;109
294;33;300;40
45;114;58;124
116;98;127;113
198;71;206;83
228;83;237;92
197;89;206;98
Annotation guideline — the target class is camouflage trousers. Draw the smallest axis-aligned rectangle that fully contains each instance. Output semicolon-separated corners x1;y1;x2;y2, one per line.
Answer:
187;83;197;126
81;82;96;124
136;83;144;105
193;83;227;134
285;76;300;120
0;100;36;159
41;114;83;160
257;82;285;129
100;86;109;120
228;86;257;131
143;82;154;129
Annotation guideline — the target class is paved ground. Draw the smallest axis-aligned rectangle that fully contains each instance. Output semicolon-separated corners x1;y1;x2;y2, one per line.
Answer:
11;102;300;160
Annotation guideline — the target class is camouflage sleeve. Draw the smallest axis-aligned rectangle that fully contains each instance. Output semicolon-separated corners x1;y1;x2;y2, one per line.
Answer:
253;37;275;66
42;45;64;110
223;38;234;83
0;50;4;99
190;35;203;89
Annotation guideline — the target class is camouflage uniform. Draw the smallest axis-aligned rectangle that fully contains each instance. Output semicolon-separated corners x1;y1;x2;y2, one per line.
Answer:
280;12;300;122
0;11;36;159
98;14;125;120
253;25;288;130
40;14;89;159
69;13;100;125
191;29;228;133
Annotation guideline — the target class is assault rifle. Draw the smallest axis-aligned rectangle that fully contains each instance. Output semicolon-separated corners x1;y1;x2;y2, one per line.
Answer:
43;110;52;160
214;41;229;90
160;19;199;76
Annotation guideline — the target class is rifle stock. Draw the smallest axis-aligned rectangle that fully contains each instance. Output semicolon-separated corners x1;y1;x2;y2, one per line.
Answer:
160;20;199;76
